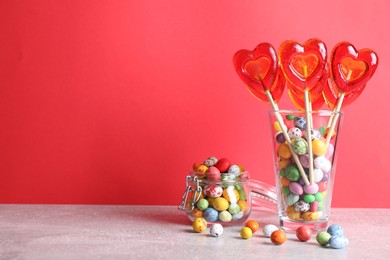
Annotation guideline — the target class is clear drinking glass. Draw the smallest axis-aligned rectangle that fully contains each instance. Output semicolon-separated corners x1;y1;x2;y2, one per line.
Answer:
269;110;343;233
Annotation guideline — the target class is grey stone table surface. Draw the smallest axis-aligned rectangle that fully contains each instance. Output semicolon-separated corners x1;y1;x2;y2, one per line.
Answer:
0;205;389;259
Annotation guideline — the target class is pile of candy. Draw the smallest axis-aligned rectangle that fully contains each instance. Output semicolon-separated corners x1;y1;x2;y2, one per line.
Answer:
193;217;348;249
272;113;333;221
182;156;251;224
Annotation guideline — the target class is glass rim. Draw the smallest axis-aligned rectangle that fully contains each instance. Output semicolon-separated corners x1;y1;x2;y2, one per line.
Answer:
268;109;343;116
189;171;250;182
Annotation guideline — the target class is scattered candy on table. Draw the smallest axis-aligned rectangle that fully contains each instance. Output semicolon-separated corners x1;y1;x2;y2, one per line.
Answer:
270;230;287;245
240;227;253;239
210;223;224;237
192;217;207;233
245;220;259;233
296;226;313;242
263;224;279;238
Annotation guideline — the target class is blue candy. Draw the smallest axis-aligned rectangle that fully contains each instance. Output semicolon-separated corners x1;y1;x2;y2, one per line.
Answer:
204;207;218;222
329;235;349;249
294;117;307;130
327;224;344;237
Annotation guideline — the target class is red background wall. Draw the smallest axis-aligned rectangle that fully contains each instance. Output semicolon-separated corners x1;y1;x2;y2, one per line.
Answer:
1;0;389;207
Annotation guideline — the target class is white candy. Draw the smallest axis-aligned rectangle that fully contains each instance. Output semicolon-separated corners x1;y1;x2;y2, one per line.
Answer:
313;168;324;182
263;224;279;237
314;156;332;173
210;223;224;237
288;127;302;139
228;164;240;175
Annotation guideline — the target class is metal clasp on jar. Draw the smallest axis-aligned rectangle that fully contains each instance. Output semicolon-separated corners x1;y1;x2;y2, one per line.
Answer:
178;176;202;212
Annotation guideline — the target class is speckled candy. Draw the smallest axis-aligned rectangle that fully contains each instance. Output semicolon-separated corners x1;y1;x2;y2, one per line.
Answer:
232;211;244;220
204;208;218;222
210;223;224;237
314;156;332;173
192;217;207;233
329;235;349;249
301;211;319;221
204;157;218;167
286;165;300;181
327;224;344;236
203;185;223;198
228;165;240;175
293;138;308;155
228;203;240;214
261;224;279;238
219;211;232;222
304;129;321;140
288;127;302;139
294;200;310;212
294;116;307;130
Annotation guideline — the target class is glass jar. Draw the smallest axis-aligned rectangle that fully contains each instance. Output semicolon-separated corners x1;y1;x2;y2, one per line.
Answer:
178;171;277;226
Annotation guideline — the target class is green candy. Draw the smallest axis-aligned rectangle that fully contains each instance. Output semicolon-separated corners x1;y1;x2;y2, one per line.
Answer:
286;165;300;181
318;201;325;211
279;168;286;177
303;194;315;203
293;138;308;155
316;231;332;246
286;114;295;120
282;186;290;195
228;203;240;214
314;192;324;202
196;199;209;210
319;126;326;137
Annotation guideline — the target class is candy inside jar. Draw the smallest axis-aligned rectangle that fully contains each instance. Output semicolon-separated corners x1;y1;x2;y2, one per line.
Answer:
178;157;278;226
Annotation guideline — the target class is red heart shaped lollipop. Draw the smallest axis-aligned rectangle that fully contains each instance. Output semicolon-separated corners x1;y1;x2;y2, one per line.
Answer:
323;77;366;110
245;68;286;104
233;42;279;92
288;87;325;111
279;38;327;91
331;42;378;94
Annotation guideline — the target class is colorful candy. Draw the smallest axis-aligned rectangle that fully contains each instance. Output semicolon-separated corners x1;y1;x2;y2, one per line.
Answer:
270;230;287;245
296;226;313;242
192;217;207;233
240;227;253;239
263;224;279;237
245;220;260;233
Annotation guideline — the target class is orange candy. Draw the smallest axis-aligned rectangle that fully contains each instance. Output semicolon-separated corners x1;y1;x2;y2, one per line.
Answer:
280;177;291;187
222;188;240;202
270;230;287;245
277;143;292;159
245;220;260;233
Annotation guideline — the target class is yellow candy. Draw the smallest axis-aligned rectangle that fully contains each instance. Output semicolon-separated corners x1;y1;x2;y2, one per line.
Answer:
222;188;240;202
286;206;301;220
312;139;327;156
213;197;229;211
277;143;292;159
301;211;319;221
192;217;207;232
237;200;248;211
240;227;253;239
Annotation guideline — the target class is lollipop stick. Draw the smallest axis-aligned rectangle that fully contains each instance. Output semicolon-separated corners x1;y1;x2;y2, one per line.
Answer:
325;70;351;145
265;90;310;185
325;93;345;146
304;90;315;185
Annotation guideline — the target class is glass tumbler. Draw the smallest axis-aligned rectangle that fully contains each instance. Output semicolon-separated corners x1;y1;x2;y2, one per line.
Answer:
269;110;343;233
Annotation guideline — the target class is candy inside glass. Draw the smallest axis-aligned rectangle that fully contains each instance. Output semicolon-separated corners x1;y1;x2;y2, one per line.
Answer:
269;110;343;233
